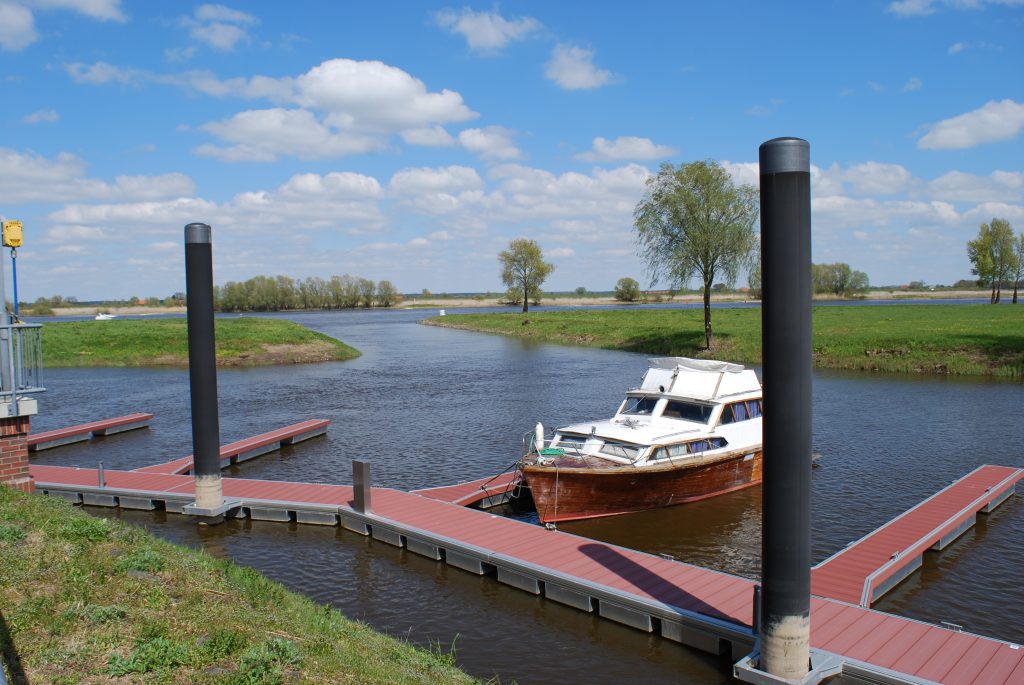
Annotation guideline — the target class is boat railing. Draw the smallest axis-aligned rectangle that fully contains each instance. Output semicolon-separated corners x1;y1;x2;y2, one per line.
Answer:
0;322;45;406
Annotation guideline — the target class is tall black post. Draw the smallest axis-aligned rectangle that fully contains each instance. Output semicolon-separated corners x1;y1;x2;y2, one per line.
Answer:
184;222;223;513
758;138;812;679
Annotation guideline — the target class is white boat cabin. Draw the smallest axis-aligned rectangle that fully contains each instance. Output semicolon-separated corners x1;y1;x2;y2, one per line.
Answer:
542;358;762;467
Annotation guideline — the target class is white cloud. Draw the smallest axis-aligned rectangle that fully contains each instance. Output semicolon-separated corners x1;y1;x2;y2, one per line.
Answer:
0;148;195;203
22;108;58;124
868;81;885;93
843;162;915;196
181;4;257;51
918;99;1024;149
65;60;142;84
32;0;126;21
545;44;613;90
389;166;482;195
948;40;1001;54
196;108;385;161
296;58;476;131
164;46;197;62
458;126;522;160
903;77;923;92
548;247;575;258
926;170;1024;202
576;136;677;162
66;57;479;160
888;0;1024;16
0;2;37;51
400;126;456;147
1;0;126;52
434;8;540;52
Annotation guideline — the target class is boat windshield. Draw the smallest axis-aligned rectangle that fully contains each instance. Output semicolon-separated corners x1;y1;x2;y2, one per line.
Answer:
621;396;659;415
661;400;714;424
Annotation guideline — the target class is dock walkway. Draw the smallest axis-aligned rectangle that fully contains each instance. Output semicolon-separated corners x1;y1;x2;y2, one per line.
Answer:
27;413;154;451
133;419;330;475
29;462;1024;684
811;464;1022;606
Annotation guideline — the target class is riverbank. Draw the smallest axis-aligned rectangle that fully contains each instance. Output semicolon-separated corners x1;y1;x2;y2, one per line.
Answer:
42;318;360;367
399;289;988;309
424;304;1024;377
0;487;476;684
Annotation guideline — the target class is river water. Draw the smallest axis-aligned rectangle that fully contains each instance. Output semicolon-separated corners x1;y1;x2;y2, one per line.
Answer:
30;306;1024;684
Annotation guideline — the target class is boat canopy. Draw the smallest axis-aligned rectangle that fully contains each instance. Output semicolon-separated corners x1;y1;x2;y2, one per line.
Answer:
647;357;744;373
639;357;760;401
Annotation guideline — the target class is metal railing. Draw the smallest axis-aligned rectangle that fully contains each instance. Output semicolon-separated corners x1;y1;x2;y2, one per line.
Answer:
0;322;44;405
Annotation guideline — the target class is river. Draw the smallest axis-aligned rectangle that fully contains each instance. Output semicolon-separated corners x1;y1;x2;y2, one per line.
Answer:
30;306;1024;684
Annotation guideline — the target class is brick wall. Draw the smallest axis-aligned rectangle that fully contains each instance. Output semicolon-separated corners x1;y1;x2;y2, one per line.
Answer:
0;415;32;494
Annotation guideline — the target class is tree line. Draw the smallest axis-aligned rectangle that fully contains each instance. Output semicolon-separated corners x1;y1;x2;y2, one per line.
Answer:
215;274;400;312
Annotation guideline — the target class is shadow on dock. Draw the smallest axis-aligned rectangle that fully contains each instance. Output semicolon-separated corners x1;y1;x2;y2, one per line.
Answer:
579;542;741;624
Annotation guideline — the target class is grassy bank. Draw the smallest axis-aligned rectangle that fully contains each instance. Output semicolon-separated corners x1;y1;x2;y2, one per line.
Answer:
42;318;360;367
425;304;1024;377
0;487;478;684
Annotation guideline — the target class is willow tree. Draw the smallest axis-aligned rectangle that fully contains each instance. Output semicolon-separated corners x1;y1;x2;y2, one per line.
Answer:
634;160;759;349
499;238;555;313
968;218;1016;303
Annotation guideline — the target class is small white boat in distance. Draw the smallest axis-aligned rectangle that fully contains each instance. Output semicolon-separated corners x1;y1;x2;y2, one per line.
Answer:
95;313;116;320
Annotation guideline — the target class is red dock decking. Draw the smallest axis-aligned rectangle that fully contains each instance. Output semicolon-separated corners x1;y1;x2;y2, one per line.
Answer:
28;461;1024;684
412;471;521;507
811;464;1023;606
132;419;330;475
27;413;155;451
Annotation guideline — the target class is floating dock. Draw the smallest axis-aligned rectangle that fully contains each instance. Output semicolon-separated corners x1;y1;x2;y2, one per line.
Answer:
29;460;1023;684
133;419;330;475
27;413;155;451
412;471;521;508
812;464;1021;607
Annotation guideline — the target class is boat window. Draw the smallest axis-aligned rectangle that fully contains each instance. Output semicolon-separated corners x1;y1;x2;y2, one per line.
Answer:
621;396;659;415
556;435;587;450
599;442;640;459
661;400;714;423
721;401;756;424
746;399;762;418
658;437;727;459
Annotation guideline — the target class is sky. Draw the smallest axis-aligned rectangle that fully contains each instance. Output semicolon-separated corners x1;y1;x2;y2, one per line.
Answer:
1;0;1022;300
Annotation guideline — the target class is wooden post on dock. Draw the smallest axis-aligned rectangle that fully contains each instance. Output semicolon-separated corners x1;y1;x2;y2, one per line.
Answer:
758;138;812;679
184;222;225;518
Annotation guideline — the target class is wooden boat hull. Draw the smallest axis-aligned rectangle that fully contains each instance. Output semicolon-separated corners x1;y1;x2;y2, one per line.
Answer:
521;450;762;523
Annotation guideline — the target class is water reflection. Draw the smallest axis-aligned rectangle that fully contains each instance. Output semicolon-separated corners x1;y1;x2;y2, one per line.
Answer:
35;307;1024;684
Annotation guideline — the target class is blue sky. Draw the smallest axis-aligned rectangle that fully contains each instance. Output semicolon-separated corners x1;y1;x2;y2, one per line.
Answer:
1;1;1022;300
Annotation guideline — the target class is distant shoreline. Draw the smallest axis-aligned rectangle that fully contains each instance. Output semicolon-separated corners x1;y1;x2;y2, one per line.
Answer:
40;289;990;317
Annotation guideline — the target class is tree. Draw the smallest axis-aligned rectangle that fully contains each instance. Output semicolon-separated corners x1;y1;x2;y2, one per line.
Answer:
811;262;870;296
574;286;587;296
634;160;758;348
1012;232;1024;304
968;219;1016;303
499;238;555;313
357;278;375;308
614;277;641;302
376;280;398;307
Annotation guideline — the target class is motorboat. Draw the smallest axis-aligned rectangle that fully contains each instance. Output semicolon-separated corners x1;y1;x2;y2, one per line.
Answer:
519;357;763;523
94;313;116;320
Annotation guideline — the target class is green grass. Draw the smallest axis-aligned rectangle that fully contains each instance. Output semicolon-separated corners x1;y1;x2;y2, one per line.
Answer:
426;304;1024;377
42;318;360;367
0;486;479;684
